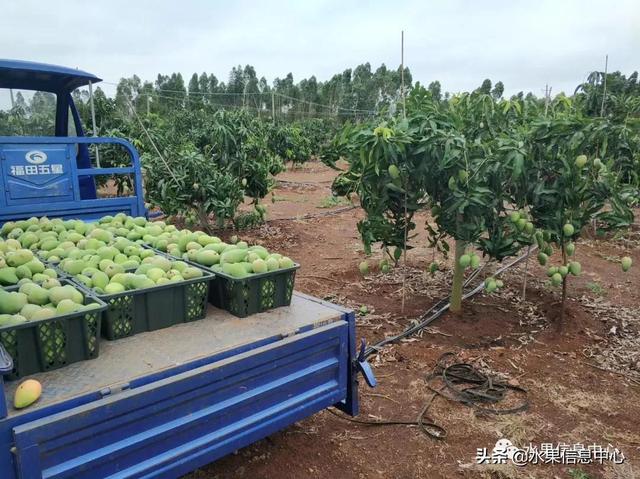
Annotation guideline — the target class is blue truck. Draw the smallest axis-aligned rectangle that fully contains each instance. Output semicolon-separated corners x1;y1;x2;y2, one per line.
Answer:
0;60;375;478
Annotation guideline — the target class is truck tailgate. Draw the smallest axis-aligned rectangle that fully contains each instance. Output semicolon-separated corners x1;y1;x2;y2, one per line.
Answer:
11;320;348;478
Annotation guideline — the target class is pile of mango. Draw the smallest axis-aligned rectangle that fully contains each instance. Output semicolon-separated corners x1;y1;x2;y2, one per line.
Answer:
0;242;57;286
213;246;295;279
146;230;295;279
49;239;203;295
95;216;297;278
0;238;99;327
1;214;295;290
76;254;203;295
0;277;98;327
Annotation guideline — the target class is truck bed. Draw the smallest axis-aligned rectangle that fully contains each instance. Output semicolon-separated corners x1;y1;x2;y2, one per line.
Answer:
3;292;343;418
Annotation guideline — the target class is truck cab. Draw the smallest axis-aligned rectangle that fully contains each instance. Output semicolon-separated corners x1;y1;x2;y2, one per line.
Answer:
0;59;145;223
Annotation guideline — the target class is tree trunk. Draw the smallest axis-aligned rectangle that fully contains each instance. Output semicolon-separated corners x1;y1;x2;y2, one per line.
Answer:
450;239;466;314
558;243;568;332
521;244;531;301
197;207;211;234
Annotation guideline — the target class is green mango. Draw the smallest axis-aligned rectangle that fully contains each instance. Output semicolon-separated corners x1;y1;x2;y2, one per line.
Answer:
27;285;49;306
0;291;27;314
222;263;247;278
15;265;32;280
0;268;19;286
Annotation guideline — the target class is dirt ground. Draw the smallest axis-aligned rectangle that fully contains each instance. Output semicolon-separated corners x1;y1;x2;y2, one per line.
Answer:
184;161;640;479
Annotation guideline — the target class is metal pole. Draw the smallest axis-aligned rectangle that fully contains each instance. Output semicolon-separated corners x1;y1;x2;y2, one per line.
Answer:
600;54;608;117
88;81;101;167
9;89;15;108
401;30;406;119
400;30;407;314
271;91;275;121
544;84;552;117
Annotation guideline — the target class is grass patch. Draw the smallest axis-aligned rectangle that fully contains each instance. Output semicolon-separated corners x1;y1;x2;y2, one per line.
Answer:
569;469;593;479
586;281;606;296
319;195;351;208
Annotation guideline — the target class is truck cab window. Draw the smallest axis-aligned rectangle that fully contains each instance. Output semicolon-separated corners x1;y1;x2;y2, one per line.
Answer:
0;89;56;136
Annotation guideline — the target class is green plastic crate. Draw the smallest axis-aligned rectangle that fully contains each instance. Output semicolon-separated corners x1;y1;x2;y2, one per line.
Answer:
0;281;106;380
72;269;214;341
206;265;299;318
146;248;299;318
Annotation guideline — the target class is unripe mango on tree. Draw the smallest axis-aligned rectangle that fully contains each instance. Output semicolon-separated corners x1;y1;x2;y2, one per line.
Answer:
575;155;587;168
524;222;535;234
569;261;581;276
563;223;575;237
388;165;400;180
537;252;548;266
459;254;471;268
565;242;575;256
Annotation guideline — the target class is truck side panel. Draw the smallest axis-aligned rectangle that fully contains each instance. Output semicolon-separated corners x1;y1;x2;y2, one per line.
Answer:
10;321;348;479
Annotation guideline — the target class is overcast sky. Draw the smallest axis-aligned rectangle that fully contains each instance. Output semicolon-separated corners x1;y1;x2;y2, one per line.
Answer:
1;0;638;97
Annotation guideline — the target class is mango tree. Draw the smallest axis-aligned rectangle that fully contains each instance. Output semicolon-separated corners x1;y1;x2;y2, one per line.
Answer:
143;149;244;231
140;109;286;229
523;115;635;329
330;120;423;266
412;92;534;312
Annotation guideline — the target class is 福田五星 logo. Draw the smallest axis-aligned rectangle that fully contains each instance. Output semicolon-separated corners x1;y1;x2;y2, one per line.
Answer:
25;150;48;165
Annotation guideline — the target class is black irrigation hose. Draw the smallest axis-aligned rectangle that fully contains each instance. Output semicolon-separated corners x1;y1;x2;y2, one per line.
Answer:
432;352;529;415
330;352;529;440
332;252;537;440
328;395;447;440
363;247;537;358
